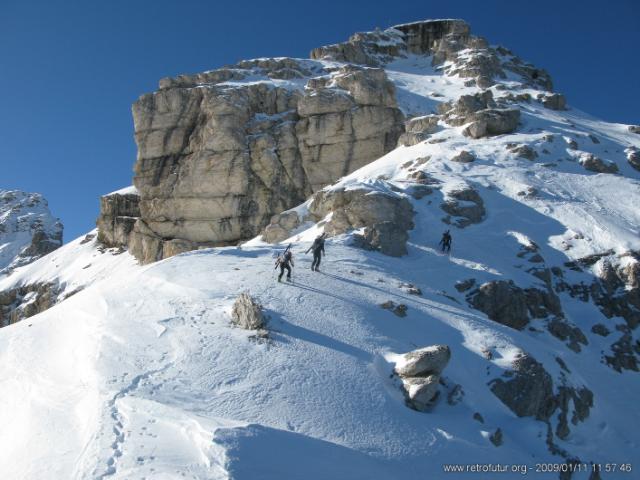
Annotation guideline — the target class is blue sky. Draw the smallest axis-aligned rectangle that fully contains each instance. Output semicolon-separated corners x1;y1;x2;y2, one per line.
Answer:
1;0;638;241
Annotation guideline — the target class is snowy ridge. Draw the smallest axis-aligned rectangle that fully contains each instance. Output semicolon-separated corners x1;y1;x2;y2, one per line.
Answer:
1;20;640;480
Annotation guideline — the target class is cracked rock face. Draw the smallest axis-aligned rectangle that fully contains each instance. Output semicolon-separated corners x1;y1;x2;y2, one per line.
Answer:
468;280;562;330
126;62;404;263
96;188;140;248
308;187;414;256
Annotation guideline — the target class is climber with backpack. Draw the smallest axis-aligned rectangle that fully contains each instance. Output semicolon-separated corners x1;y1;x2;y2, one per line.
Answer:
306;233;326;272
275;244;295;282
439;230;452;253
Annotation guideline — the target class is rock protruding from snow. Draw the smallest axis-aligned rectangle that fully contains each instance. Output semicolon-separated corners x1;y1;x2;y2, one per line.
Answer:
468;280;562;330
0;190;63;275
625;147;640;171
489;353;594;445
397;115;440;146
309;187;414;256
127;61;404;264
96;187;140;248
578;153;618;174
231;293;265;331
440;185;486;228
394;345;451;412
539;93;567;110
439;90;520;138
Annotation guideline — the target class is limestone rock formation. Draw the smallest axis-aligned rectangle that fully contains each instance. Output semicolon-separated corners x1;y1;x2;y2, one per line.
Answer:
450;150;475;163
307;187;414;256
95;18;567;264
397;115;440;146
125;61;404;263
468;280;562;330
440;184;486;227
439;91;520;138
0;282;62;327
539;93;567;110
231;293;265;331
394;345;451;411
0;190;63;274
578;153;618;174
96;187;140;248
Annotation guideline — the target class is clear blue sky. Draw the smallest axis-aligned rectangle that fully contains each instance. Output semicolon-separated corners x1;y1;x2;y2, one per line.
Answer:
1;0;638;241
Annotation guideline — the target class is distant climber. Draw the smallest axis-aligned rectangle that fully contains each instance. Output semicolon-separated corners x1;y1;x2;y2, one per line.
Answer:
306;233;326;272
275;244;294;282
439;230;452;253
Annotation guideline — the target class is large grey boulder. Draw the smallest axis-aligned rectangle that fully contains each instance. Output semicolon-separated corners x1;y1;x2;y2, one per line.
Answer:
462;108;520;138
489;354;555;420
394;345;451;411
231;293;265;331
307;187;414;256
394;345;451;377
467;279;562;330
539;93;567;110
397;115;440;146
579;153;618;174
440;185;485;227
489;353;594;443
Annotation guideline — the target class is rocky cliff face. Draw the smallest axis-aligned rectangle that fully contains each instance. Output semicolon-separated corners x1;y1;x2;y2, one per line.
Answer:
126;62;403;263
101;18;558;264
0;190;63;275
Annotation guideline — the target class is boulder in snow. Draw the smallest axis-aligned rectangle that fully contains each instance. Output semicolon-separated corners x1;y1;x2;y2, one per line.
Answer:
539;93;567;110
231;293;265;331
625;147;640;171
394;345;451;411
579;153;618;174
394;345;451;377
450;150;475;163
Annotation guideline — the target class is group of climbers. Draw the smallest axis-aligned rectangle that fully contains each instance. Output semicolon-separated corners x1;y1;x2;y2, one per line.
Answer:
274;230;452;282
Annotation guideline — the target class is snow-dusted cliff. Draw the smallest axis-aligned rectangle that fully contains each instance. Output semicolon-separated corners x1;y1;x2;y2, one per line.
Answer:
0;190;62;276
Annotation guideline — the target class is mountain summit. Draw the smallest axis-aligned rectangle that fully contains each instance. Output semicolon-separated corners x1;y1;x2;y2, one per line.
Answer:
0;190;62;275
0;19;639;479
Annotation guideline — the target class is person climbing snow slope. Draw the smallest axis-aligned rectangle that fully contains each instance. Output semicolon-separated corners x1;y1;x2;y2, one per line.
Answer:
275;245;294;282
439;230;452;253
306;233;326;272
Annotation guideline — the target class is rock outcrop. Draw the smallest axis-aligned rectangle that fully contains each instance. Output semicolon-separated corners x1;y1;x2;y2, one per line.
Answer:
578;153;618;174
625;147;640;171
440;184;486;227
123;61;404;263
0;282;62;327
308;187;414;256
231;293;265;331
439;91;520;139
394;345;451;411
96;187;140;248
489;353;593;449
468;280;562;330
0;190;63;274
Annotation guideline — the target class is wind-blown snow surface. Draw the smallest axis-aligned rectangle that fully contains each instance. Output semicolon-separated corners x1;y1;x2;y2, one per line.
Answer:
2;49;640;480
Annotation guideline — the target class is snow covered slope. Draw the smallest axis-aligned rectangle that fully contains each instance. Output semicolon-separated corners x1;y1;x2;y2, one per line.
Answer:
0;190;63;276
1;19;639;480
